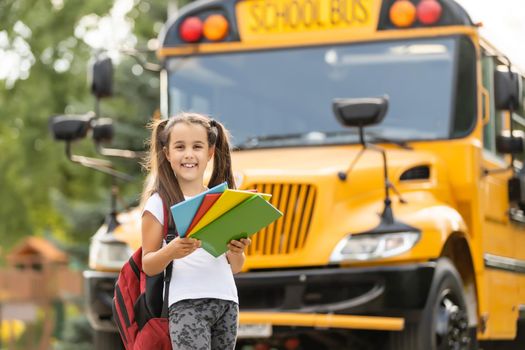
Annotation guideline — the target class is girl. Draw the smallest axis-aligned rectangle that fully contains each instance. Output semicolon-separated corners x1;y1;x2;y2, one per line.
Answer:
140;112;251;350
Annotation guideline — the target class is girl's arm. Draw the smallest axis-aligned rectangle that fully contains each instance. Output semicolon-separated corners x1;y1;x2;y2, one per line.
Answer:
226;238;251;274
141;212;200;276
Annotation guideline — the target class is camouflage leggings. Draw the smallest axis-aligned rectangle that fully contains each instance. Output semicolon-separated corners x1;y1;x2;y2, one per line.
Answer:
169;298;238;350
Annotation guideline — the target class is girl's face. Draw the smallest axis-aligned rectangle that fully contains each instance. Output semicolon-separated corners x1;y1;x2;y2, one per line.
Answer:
164;122;214;185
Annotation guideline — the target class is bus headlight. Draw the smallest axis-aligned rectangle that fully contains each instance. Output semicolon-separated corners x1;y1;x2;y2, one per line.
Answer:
330;231;420;262
89;236;133;270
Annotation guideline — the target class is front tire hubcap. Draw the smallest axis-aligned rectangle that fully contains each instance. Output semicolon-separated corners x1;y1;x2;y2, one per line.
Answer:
435;290;470;350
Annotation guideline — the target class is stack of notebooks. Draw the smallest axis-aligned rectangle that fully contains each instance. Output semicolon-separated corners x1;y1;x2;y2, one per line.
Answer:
170;182;283;257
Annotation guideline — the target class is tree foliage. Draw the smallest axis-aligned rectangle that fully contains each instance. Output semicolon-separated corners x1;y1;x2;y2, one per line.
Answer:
0;0;169;253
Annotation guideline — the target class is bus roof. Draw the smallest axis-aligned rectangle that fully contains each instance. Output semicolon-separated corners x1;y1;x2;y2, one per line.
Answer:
160;0;474;52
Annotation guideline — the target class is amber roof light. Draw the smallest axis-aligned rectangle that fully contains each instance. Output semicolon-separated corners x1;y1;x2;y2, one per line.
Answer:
203;14;229;41
390;0;417;28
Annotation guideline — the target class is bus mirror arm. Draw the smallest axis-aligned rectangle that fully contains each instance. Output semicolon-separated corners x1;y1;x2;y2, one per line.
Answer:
64;142;134;182
482;165;513;177
337;140;406;204
64;141;134;233
367;142;406;225
95;143;146;160
333;96;411;231
347;139;413;233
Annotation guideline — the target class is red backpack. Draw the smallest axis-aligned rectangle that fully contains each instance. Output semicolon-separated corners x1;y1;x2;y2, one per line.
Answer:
112;201;176;349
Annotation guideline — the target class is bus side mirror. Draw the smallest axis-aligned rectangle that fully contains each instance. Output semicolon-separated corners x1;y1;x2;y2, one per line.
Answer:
49;114;93;141
496;130;525;154
508;171;525;212
494;68;522;111
90;57;113;99
92;118;114;144
332;96;388;127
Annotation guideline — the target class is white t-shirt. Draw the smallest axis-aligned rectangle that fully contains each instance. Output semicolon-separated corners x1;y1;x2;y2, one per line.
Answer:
142;193;238;307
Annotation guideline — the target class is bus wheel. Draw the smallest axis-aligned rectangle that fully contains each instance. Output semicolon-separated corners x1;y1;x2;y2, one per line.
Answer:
390;258;474;350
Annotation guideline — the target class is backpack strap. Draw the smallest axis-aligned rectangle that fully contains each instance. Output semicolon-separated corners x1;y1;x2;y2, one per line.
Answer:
161;200;177;318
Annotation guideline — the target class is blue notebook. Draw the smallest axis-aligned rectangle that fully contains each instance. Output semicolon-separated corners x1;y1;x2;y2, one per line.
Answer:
170;182;228;237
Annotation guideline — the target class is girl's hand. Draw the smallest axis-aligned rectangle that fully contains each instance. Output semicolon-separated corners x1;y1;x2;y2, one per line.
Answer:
227;238;251;255
169;237;201;259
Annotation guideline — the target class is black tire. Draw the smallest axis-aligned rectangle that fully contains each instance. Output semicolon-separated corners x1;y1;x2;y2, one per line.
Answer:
93;330;124;350
390;258;475;350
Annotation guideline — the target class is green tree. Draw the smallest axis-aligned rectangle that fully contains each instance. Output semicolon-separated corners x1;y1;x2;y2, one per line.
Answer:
0;0;167;253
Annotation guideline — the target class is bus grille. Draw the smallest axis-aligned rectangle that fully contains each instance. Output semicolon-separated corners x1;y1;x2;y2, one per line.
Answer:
247;183;316;256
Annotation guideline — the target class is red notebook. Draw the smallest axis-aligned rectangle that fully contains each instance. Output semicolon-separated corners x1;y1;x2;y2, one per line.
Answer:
186;193;222;234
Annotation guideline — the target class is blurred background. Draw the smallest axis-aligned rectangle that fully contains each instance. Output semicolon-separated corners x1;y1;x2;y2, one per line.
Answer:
0;0;180;348
0;0;524;349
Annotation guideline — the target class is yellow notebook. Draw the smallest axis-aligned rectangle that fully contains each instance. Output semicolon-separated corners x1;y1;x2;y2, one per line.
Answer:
191;195;282;257
186;189;271;237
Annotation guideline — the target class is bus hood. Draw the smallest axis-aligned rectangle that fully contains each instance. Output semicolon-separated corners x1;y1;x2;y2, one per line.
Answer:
231;145;454;269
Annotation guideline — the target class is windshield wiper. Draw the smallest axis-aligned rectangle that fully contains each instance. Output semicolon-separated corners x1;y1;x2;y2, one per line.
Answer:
364;133;412;150
318;130;413;150
236;132;321;149
236;130;412;150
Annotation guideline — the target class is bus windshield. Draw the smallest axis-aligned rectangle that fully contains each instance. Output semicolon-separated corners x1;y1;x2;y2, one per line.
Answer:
167;37;460;148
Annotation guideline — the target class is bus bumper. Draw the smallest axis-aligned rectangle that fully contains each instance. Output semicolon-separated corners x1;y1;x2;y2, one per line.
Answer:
240;312;404;331
83;270;119;332
235;262;435;331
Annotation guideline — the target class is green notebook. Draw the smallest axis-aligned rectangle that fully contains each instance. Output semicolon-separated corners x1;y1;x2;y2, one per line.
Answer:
191;194;283;257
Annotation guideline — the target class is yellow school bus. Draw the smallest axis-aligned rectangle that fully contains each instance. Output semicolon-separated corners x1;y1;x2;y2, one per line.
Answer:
82;0;525;348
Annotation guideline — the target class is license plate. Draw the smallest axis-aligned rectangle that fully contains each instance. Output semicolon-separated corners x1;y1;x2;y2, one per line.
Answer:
236;0;380;41
237;323;273;338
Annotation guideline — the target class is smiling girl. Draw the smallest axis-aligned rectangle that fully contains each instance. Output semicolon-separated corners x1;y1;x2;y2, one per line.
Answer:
140;112;250;350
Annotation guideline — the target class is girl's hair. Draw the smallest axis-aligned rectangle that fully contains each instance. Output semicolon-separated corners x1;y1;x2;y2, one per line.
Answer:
140;112;236;225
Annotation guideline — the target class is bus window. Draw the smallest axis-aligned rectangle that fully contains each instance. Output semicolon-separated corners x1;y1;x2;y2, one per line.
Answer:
482;53;508;157
451;36;477;138
512;112;525;165
482;53;499;154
